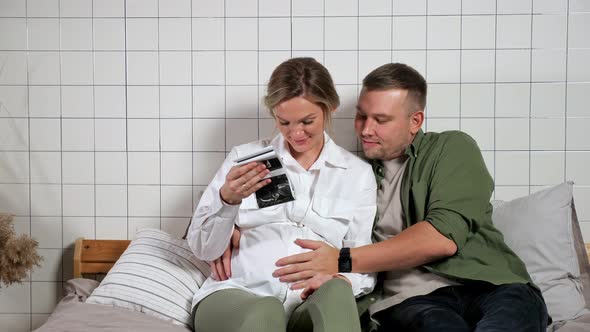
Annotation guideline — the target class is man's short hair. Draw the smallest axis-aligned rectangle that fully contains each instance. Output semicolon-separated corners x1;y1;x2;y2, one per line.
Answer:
362;63;427;113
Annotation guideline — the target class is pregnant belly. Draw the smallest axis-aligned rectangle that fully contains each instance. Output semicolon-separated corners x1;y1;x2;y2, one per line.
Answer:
229;224;317;295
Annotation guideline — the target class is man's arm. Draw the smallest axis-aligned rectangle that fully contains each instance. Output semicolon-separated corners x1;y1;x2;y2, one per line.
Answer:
274;221;456;280
275;131;489;281
351;221;456;273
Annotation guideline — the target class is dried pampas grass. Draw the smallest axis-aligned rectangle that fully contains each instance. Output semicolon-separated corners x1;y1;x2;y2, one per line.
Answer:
0;214;42;288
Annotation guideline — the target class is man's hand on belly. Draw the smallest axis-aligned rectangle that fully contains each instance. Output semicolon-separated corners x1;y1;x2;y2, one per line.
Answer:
272;239;339;283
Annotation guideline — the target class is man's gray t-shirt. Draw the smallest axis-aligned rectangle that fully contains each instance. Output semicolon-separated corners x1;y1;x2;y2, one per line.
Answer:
370;157;457;316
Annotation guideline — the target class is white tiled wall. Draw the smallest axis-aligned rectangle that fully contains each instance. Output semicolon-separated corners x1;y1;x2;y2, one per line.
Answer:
0;0;588;330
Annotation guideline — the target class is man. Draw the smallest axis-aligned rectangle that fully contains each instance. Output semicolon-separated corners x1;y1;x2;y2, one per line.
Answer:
272;63;549;331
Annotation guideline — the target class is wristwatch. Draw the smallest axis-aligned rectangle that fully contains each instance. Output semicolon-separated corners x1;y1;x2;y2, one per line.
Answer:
338;247;352;273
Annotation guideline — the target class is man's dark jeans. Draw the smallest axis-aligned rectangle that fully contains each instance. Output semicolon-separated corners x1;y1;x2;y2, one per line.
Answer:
374;282;549;332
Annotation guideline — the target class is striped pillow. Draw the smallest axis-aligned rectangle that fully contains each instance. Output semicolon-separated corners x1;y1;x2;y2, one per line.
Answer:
86;229;210;328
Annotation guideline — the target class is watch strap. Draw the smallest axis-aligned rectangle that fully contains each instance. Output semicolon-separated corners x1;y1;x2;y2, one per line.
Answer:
338;247;352;273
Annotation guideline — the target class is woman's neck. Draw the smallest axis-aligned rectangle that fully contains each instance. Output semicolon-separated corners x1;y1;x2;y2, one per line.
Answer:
290;141;324;171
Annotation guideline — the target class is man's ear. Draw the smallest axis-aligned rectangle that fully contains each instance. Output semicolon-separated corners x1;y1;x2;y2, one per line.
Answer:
410;111;424;135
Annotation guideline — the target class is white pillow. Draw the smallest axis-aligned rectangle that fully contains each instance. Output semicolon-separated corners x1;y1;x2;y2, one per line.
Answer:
86;229;210;328
492;182;589;322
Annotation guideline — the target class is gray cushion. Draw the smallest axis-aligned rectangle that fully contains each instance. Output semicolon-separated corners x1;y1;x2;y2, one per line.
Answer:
492;182;589;322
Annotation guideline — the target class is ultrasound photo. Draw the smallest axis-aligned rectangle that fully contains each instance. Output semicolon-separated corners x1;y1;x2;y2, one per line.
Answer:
255;174;295;208
234;146;295;208
262;157;283;173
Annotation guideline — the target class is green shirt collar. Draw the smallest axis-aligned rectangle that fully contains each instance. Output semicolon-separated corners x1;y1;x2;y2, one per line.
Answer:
370;129;425;186
404;129;424;159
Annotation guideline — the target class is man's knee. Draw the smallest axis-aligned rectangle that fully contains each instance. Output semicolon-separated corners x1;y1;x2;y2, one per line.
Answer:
385;303;469;332
375;297;470;331
485;283;545;309
477;283;548;331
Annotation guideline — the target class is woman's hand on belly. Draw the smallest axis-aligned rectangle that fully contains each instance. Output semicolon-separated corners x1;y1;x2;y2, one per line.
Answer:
209;227;241;281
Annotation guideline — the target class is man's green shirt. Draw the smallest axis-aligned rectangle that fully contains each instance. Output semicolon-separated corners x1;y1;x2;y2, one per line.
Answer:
373;129;533;286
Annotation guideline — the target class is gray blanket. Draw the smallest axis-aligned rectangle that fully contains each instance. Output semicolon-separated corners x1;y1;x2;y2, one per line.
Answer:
33;279;190;332
549;314;590;332
35;279;590;332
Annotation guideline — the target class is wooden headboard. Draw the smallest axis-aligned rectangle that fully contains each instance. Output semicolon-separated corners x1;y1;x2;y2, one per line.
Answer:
73;238;131;278
72;238;590;277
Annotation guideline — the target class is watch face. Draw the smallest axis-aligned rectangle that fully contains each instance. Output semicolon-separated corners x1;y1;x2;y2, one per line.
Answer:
339;258;352;273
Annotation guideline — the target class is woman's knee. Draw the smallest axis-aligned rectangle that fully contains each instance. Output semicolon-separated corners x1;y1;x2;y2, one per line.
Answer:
314;278;354;300
195;292;286;332
250;296;285;317
240;296;286;331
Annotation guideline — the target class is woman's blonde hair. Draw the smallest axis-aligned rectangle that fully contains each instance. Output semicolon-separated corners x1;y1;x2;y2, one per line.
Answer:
264;57;339;132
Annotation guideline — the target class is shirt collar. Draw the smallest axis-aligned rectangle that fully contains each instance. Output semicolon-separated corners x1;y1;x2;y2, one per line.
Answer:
370;129;424;184
270;132;348;170
404;129;424;159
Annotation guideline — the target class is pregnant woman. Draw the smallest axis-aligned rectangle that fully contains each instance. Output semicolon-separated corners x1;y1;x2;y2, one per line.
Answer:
187;57;376;332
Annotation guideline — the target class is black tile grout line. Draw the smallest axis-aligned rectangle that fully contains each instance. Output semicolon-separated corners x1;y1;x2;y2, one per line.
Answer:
3;147;590;153
223;0;227;175
390;0;394;64
528;2;533;194
58;0;65;306
46;202;583;217
124;0;129;240
24;0;32;328
459;0;463;132
356;0;359;150
565;0;570;185
424;0;428;132
258;0;261;140
10;114;590;120
289;0;293;60
8;46;589;52
10;189;590;218
190;0;194;216
322;0;325;64
92;0;97;244
4;12;586;19
493;0;498;199
4;79;590;87
5;175;590;187
157;0;161;231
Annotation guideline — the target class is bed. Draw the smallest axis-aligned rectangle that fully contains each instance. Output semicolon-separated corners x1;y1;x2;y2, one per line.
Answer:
30;237;590;332
34;237;193;332
33;183;590;332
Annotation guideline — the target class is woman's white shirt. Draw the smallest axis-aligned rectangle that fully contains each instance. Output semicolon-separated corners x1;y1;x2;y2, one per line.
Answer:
187;133;377;315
